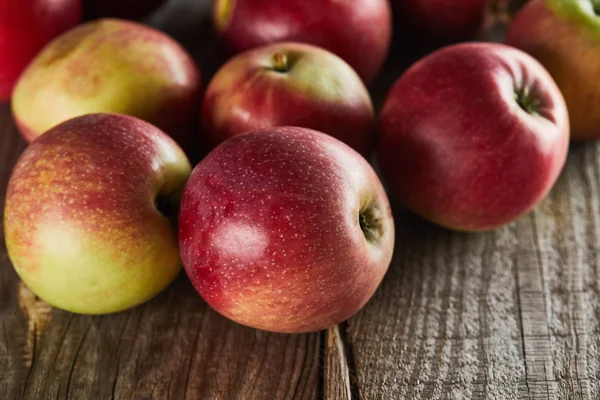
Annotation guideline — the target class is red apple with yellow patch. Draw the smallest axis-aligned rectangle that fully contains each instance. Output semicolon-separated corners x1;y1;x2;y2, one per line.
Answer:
11;19;201;150
202;42;375;155
4;113;191;314
179;126;395;333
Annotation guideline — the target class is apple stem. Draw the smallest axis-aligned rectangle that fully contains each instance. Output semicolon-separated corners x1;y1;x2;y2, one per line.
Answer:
272;52;289;73
359;207;383;243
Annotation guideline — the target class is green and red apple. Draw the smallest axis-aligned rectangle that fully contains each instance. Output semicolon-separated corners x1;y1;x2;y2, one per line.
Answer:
4;113;191;314
202;42;375;155
378;43;569;231
11;19;201;149
179;127;395;333
506;0;600;140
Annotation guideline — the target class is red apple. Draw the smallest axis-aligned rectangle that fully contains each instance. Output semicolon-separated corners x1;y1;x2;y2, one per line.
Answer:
505;0;600;140
4;113;191;314
393;0;487;44
202;42;375;155
83;0;164;20
11;19;201;152
378;43;569;231
212;0;391;83
179;127;395;333
0;0;81;101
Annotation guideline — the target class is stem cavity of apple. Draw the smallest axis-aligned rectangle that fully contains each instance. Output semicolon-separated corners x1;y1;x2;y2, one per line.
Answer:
514;87;539;115
359;206;384;243
271;52;289;73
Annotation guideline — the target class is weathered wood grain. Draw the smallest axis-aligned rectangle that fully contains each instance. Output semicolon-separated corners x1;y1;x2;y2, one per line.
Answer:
2;0;600;398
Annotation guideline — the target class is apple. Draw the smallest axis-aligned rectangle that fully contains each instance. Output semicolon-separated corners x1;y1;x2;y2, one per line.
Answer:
393;0;487;44
4;113;191;314
378;43;569;231
212;0;391;83
179;126;395;333
83;0;164;20
505;0;600;140
202;42;375;155
11;19;201;151
0;0;81;101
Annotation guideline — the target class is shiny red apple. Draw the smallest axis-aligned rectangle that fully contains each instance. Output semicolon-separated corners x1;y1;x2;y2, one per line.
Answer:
0;0;81;101
212;0;391;83
179;127;395;333
202;42;375;155
378;43;569;231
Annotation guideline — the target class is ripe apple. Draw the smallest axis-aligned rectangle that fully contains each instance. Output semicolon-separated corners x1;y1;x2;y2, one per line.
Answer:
393;0;487;44
4;113;191;314
179;127;395;333
202;42;375;155
0;0;81;101
212;0;391;83
83;0;164;20
11;19;201;151
505;0;600;140
378;43;569;231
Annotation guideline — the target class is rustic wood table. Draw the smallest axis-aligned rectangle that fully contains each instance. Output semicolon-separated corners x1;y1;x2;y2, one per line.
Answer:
1;1;597;399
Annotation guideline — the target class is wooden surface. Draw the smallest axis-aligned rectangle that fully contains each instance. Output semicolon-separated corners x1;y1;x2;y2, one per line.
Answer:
2;0;600;399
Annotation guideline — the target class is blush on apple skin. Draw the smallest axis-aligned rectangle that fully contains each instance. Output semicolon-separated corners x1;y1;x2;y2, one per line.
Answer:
179;127;395;333
202;42;375;156
506;0;600;140
212;0;391;83
378;43;569;232
11;19;201;153
0;0;82;101
4;113;191;315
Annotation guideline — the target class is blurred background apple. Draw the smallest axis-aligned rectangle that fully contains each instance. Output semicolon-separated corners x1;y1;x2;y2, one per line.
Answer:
12;19;201;153
212;0;392;83
0;0;81;101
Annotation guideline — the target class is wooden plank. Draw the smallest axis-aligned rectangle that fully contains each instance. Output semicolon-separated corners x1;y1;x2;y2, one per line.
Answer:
343;143;600;399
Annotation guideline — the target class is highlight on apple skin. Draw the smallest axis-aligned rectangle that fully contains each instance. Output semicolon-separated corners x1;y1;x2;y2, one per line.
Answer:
506;0;600;140
212;0;392;83
179;127;395;333
4;113;191;315
202;42;375;156
378;43;569;232
11;19;201;151
0;0;82;101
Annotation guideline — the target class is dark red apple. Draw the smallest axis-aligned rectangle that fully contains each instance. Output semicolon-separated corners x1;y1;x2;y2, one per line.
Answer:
83;0;164;20
202;42;375;155
179;127;395;333
0;0;81;101
212;0;392;83
378;43;569;231
393;0;487;44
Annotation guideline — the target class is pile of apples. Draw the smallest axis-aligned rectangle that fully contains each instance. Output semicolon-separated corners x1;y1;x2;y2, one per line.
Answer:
0;0;590;333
